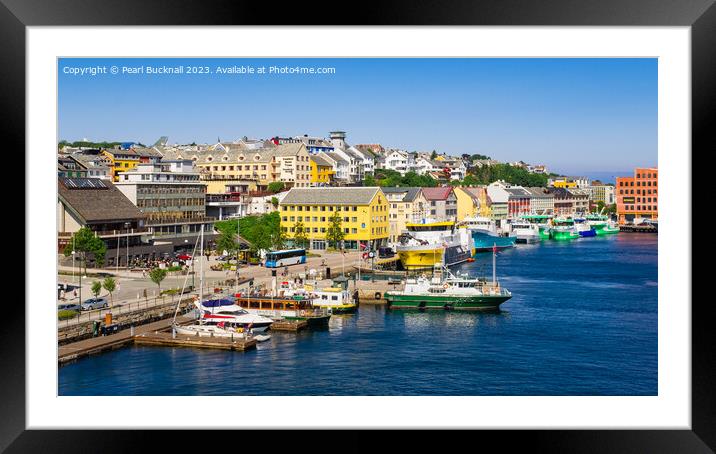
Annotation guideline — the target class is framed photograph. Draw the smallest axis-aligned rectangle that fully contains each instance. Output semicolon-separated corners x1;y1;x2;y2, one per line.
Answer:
5;0;712;451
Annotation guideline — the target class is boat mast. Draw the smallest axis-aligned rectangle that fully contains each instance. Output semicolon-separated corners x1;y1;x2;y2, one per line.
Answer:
200;225;205;313
492;242;497;285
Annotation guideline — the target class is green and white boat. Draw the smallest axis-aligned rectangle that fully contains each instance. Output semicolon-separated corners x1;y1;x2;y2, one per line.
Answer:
585;213;619;235
385;248;512;311
521;214;553;240
550;218;579;240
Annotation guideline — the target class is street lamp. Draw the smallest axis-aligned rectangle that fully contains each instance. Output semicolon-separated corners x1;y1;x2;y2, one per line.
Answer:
71;250;76;284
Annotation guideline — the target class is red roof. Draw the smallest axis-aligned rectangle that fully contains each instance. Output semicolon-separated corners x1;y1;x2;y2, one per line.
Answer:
421;187;453;201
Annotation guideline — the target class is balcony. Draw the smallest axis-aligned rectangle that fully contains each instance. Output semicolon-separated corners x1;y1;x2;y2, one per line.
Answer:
58;227;150;238
144;215;217;226
206;194;246;204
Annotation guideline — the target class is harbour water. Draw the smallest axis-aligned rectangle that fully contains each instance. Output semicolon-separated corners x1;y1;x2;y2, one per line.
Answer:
58;233;657;396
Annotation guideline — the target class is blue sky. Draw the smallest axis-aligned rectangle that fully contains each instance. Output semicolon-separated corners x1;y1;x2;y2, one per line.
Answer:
58;58;657;179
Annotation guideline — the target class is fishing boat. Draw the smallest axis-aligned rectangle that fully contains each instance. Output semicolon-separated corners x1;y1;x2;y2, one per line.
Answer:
308;287;357;314
550;217;579;240
507;219;540;243
601;220;620;234
573;217;597;237
396;219;475;270
385;244;512;310
462;215;516;252
520;214;553;240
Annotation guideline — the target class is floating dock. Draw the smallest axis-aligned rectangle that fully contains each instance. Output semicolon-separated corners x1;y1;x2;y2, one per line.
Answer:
269;320;309;331
134;331;256;351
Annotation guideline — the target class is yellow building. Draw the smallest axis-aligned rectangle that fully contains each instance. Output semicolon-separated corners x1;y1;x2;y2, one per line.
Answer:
102;149;141;181
309;153;335;186
163;142;312;190
456;186;492;217
381;187;429;243
550;178;577;188
279;187;389;250
453;187;480;221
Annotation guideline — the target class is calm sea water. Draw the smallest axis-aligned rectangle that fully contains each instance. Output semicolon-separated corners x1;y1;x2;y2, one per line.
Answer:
58;233;657;396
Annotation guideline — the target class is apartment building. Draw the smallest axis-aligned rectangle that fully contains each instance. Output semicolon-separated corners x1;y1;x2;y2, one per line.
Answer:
279;187;390;250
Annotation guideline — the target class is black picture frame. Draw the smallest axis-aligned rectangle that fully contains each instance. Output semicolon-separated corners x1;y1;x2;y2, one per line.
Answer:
3;0;711;451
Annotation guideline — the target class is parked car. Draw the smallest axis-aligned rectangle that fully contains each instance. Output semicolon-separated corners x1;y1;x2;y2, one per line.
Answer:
81;297;109;311
58;303;81;312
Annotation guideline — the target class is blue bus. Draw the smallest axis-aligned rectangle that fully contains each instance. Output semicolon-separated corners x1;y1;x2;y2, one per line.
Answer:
264;249;307;268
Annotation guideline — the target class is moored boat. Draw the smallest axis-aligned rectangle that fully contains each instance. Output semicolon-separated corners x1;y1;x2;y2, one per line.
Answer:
507;219;540;243
385;244;512;311
396;219;475;270
462;216;516;252
550;217;579;240
573;217;596;237
196;298;274;332
308;287;357;314
233;294;331;327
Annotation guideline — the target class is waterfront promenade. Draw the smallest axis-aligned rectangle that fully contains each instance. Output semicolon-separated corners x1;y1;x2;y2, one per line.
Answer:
58;250;363;302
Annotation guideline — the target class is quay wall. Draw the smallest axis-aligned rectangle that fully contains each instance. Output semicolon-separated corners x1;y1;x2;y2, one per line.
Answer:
58;298;196;345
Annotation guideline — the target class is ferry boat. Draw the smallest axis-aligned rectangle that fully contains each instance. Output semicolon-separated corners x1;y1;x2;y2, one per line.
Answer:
233;293;331;327
550;217;579;240
309;287;357;314
507;219;540;243
396;220;475;270
385;246;512;311
461;216;516;252
573;217;597;237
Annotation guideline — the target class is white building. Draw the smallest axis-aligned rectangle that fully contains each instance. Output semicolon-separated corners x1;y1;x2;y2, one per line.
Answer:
248;191;289;215
382;149;409;175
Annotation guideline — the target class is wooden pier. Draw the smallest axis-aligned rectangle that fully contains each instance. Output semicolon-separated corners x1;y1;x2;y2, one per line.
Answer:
619;224;657;233
269;319;309;331
134;331;256;351
58;314;260;364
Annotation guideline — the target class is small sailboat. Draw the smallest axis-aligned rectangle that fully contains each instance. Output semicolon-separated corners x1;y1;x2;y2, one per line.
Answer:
172;228;272;339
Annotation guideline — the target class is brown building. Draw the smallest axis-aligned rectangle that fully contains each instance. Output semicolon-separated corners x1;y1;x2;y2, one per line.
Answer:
57;177;172;267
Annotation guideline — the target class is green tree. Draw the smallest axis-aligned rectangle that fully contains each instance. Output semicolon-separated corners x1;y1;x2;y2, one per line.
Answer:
91;281;102;298
250;224;272;255
326;211;346;248
293;221;308;249
63;227;107;272
215;229;238;256
149;267;168;291
270;227;287;250
430;150;438;160
363;174;377;186
102;277;116;310
271;196;279;208
267;181;285;194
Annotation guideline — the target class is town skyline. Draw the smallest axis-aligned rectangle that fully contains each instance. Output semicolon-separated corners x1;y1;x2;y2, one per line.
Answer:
58;57;657;178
